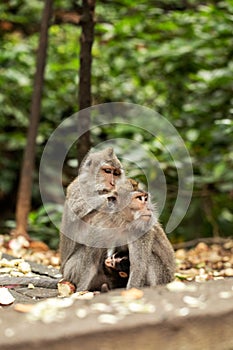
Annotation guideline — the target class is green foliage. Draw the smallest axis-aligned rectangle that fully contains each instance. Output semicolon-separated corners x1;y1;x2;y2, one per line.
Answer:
28;204;62;249
3;204;62;249
0;0;233;246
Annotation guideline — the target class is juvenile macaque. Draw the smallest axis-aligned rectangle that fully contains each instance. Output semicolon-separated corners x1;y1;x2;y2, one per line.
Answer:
60;147;125;291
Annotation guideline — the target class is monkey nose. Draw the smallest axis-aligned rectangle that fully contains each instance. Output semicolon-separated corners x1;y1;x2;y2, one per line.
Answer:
105;257;112;268
110;176;115;186
108;195;117;203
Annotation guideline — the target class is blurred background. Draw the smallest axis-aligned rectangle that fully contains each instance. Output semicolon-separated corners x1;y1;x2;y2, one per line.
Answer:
0;0;232;249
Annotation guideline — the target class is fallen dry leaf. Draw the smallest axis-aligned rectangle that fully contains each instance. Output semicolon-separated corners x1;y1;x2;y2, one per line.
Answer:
14;303;34;313
175;240;233;282
29;241;50;252
0;234;60;268
121;288;144;300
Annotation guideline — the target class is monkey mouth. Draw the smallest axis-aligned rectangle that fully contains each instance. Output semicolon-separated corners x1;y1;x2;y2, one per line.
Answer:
141;214;152;221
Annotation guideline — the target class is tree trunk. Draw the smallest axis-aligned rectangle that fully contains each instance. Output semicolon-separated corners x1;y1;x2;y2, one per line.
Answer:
77;0;96;168
13;0;53;239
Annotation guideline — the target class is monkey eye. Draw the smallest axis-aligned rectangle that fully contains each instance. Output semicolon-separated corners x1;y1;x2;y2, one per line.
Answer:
113;169;121;176
104;168;112;174
135;194;148;203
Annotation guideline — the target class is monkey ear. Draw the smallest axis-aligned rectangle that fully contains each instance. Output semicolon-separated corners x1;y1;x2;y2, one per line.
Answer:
85;159;92;167
119;271;128;278
83;151;93;167
79;149;93;168
106;147;114;158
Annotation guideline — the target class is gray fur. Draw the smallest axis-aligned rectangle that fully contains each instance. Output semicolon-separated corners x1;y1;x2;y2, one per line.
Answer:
60;147;125;290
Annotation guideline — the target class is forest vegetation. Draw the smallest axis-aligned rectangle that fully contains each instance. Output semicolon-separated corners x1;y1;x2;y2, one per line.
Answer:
0;0;232;248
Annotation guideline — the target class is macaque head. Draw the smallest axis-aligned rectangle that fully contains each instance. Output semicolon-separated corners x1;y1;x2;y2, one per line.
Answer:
119;189;157;234
98;186;157;247
105;252;129;279
80;147;125;193
129;191;152;221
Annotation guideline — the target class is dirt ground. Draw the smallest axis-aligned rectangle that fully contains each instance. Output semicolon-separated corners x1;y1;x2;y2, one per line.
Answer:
1;237;233;349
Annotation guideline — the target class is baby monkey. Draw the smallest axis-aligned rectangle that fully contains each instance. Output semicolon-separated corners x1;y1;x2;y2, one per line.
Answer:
89;250;130;292
105;251;129;279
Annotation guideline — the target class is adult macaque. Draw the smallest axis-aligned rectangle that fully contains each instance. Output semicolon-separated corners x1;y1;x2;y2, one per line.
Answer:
60;147;125;291
118;190;175;288
127;220;175;288
84;187;175;289
60;147;174;291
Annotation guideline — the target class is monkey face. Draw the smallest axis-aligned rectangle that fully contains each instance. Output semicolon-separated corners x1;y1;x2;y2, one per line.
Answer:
105;253;129;279
126;191;153;222
79;147;125;195
100;164;122;190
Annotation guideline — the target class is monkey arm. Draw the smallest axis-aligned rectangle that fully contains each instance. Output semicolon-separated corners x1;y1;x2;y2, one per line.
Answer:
126;238;149;289
62;246;105;291
127;224;175;288
151;225;175;268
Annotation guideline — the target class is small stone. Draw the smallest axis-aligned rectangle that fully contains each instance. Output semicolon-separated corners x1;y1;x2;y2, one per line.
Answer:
183;295;206;309
128;302;155;313
91;303;113;312
98;314;119;325
224;268;233;277
0;288;15;305
218;291;233;299
177;307;190;316
4;328;15;338
76;308;88;319
167;281;197;292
